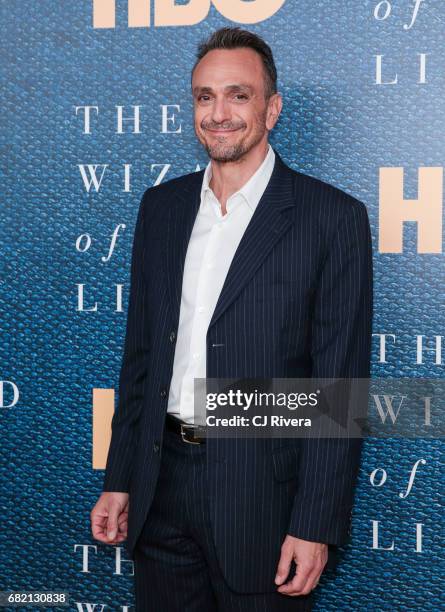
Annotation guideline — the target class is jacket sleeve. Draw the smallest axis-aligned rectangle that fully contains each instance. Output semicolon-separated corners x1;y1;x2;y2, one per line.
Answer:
102;189;152;492
287;196;373;544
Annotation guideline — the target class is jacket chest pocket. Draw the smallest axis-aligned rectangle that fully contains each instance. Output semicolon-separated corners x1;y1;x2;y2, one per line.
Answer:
271;446;300;482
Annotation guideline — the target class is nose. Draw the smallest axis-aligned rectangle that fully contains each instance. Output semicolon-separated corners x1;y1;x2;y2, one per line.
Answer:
210;95;231;125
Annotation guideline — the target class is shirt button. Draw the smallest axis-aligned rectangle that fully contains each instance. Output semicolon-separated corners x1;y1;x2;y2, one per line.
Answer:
192;352;200;359
153;442;160;454
160;389;167;398
197;306;204;313
169;331;176;343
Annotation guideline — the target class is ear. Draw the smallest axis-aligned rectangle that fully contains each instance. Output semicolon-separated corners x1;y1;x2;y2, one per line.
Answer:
266;93;283;130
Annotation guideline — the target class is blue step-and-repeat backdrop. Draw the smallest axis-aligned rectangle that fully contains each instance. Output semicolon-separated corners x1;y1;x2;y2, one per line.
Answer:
1;1;443;610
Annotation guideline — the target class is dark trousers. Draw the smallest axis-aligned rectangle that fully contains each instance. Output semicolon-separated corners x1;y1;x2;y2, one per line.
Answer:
133;426;314;611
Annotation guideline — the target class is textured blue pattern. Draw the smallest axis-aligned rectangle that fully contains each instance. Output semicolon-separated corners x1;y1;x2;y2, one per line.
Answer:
1;0;443;610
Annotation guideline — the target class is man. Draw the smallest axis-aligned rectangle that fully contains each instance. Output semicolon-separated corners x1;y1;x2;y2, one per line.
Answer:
91;27;373;611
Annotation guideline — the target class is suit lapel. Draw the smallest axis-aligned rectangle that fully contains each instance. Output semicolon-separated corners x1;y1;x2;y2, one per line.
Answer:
165;148;296;327
209;151;295;328
165;169;204;316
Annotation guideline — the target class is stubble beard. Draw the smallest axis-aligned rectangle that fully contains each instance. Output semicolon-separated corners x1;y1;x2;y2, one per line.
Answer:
201;110;268;163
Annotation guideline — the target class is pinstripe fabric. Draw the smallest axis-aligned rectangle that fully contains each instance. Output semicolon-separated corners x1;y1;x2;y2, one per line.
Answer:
166;144;275;425
134;427;313;611
102;147;373;595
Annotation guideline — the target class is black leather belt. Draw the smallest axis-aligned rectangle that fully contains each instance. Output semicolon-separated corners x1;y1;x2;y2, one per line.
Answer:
165;413;206;444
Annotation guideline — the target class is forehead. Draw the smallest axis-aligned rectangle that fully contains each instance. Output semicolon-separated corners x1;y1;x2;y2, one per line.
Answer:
192;47;264;90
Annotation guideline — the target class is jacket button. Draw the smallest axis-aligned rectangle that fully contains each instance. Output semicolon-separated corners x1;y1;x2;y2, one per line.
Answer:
160;388;167;398
169;331;176;343
153;442;160;453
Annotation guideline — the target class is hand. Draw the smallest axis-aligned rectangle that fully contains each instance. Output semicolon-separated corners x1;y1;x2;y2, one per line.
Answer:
91;492;129;545
275;534;328;596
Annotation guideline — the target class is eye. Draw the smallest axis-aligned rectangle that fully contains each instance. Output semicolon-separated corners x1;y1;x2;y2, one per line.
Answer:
234;94;248;100
197;95;211;102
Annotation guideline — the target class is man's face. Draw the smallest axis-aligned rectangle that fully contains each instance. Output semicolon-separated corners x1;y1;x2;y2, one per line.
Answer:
192;48;281;162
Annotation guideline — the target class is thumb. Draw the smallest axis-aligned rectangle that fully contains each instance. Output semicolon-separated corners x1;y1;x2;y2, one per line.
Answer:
275;543;293;585
106;504;120;540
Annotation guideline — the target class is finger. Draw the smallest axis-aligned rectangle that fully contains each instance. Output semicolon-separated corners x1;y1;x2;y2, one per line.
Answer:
92;519;117;544
118;520;128;537
91;514;108;538
296;563;324;595
106;504;120;541
104;533;127;544
114;533;127;543
298;549;328;594
93;532;118;544
279;560;325;596
107;505;129;541
274;544;294;585
277;562;312;595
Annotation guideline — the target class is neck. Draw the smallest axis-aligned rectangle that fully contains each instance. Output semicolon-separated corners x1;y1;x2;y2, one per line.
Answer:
208;140;270;210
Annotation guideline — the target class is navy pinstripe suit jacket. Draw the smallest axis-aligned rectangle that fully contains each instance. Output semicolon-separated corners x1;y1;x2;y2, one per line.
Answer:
102;147;373;593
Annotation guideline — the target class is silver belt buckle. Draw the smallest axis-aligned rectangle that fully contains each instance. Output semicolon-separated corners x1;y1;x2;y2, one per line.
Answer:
180;423;202;444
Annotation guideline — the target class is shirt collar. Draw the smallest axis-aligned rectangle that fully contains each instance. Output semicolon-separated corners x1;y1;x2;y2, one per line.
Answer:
200;144;275;214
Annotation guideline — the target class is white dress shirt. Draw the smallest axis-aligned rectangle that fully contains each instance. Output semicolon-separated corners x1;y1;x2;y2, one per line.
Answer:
166;144;276;424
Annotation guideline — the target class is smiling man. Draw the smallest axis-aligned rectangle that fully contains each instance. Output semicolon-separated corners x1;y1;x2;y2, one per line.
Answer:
91;27;373;611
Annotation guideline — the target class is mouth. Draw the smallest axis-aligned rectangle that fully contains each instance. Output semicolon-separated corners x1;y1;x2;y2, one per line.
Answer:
205;127;241;134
